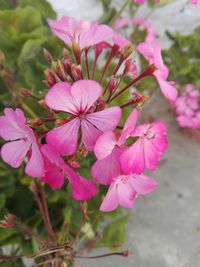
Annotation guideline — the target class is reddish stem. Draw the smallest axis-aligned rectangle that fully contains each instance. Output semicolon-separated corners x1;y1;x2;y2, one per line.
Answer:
108;64;156;103
85;49;90;79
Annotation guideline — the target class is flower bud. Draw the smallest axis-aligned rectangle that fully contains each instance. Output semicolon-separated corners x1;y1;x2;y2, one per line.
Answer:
121;44;134;59
108;75;119;92
43;48;53;63
62;56;72;74
55;60;67;81
44;69;57;86
0;214;17;229
71;64;82;80
124;59;137;76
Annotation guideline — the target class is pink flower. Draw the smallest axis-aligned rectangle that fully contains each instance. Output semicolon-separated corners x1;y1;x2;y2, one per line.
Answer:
49;16;114;50
112;33;131;48
41;144;97;200
132;18;156;44
175;84;200;129
137;42;177;103
45;80;121;155
0;108;43;177
191;0;200;4
114;18;130;29
134;0;146;3
120;109;168;174
100;173;158;212
91;131;124;185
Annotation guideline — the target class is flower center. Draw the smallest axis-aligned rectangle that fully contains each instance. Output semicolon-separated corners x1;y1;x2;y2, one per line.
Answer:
145;130;155;139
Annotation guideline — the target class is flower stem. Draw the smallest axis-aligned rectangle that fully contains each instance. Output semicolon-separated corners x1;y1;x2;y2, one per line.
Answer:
108;64;156;103
85;49;90;79
73;250;130;259
109;0;132;26
39;182;57;242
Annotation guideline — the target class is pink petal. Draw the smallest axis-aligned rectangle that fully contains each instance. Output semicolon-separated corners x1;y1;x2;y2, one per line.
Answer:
143;138;161;171
81;119;102;151
49;16;80;46
129;174;158;195
94;131;116;160
45;82;78;114
117;108;139;146
46;118;80;156
117;181;137;208
80;24;114;49
0;108;27;140
1;140;30;168
64;165;97;201
120;138;145;174
42;164;65;190
86;107;122;132
91;148;122;185
100;182;119;212
70;80;102;113
154;72;177;103
25;144;44;178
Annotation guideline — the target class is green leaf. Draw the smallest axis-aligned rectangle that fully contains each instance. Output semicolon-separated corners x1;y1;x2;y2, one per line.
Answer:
100;215;129;249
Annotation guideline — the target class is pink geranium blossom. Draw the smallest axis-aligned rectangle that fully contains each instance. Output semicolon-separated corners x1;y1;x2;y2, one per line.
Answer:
137;42;177;103
45;80;121;155
0;108;43;178
120;109;168;174
175;84;200;128
49;16;114;50
41;144;97;200
100;173;158;212
91;131;124;185
132;18;156;44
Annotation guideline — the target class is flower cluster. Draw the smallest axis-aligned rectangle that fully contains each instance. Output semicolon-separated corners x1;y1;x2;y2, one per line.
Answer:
0;16;171;212
175;84;200;129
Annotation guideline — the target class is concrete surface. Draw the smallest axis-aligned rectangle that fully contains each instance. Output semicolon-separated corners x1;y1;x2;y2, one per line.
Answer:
80;92;200;267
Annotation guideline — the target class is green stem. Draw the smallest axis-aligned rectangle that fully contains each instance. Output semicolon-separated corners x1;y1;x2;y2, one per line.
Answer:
109;0;132;26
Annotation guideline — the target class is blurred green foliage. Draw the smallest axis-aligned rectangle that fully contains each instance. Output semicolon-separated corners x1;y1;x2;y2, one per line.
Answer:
163;27;200;89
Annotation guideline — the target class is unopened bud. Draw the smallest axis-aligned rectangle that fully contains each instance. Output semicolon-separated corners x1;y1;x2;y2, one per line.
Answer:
55;118;67;126
44;69;57;86
62;48;70;57
111;44;120;57
29;182;37;193
55;60;67;81
0;214;17;229
43;48;53;64
108;75;119;92
71;64;82;80
124;59;138;76
121;44;134;59
62;56;72;73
